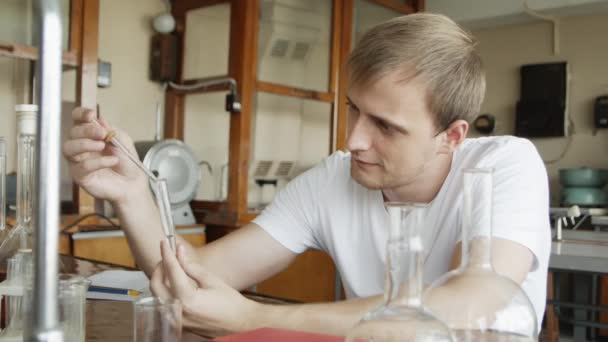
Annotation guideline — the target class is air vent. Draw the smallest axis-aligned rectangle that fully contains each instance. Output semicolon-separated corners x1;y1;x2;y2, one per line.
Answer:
251;160;297;180
270;39;290;58
291;42;310;60
253;160;273;178
275;161;295;177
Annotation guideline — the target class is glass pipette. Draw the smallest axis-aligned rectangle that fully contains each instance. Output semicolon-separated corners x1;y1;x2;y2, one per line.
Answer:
90;119;176;252
91;119;157;181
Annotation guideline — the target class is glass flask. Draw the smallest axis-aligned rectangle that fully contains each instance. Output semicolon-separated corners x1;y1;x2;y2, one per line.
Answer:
423;168;538;341
0;105;38;262
346;203;454;342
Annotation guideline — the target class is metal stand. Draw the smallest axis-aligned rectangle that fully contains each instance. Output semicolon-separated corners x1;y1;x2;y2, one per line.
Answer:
30;0;64;340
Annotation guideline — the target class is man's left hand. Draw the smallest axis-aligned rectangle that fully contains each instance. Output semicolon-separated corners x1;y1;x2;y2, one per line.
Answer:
150;240;261;336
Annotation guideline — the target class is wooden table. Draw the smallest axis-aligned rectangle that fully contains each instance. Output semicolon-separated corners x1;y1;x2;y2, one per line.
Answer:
62;255;290;341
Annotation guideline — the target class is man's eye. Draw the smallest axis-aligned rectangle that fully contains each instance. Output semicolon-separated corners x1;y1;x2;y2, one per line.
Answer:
347;102;359;112
376;119;391;132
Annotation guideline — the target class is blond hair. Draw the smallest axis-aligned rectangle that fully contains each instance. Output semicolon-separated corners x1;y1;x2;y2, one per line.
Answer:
348;13;485;130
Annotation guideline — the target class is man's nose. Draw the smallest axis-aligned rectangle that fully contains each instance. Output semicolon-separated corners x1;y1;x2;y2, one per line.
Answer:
346;116;372;152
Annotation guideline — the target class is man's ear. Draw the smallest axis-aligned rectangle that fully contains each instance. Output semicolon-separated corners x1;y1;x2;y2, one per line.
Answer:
437;120;469;154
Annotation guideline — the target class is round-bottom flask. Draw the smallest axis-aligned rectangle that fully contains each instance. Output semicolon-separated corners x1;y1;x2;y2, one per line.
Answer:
346;203;454;342
423;169;538;341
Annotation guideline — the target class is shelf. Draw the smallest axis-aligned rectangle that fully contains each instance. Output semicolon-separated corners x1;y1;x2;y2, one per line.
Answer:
0;41;78;67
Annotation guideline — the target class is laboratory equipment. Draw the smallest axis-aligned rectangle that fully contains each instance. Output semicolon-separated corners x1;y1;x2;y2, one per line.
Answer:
134;103;200;225
134;139;200;226
0;137;6;233
0;105;38;263
423;168;538;341
346;203;454;342
30;0;65;339
134;297;182;342
91;119;177;251
0;249;34;341
57;275;91;342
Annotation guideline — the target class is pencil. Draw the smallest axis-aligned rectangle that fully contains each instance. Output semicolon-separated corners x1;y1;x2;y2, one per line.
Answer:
88;285;141;296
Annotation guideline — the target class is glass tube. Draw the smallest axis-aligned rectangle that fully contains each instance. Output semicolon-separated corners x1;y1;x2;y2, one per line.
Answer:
0;119;37;262
153;178;176;252
0;137;6;232
346;203;454;341
423;168;538;341
16;131;36;242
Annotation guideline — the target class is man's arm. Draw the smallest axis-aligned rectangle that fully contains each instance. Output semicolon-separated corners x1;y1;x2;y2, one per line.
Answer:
155;233;534;337
244;238;533;335
116;189;298;289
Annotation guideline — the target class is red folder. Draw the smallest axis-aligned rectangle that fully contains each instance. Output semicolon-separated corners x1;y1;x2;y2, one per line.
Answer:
214;328;344;341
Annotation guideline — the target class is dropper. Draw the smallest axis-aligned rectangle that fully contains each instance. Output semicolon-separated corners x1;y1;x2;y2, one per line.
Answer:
90;119;176;252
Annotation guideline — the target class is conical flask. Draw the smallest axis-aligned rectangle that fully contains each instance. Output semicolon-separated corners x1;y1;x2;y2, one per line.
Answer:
346;203;454;342
0;105;38;263
423;168;538;341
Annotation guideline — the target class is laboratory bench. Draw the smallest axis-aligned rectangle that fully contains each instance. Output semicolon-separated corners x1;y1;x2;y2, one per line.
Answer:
546;227;608;341
37;255;294;341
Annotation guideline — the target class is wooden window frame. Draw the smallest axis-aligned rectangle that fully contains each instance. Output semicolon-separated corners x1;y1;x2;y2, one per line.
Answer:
168;0;424;226
0;0;100;215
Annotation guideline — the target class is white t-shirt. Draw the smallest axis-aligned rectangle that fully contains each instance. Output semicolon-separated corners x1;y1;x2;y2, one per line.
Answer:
253;136;551;328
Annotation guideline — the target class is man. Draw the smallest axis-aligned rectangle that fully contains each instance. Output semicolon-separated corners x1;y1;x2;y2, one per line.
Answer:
64;13;550;336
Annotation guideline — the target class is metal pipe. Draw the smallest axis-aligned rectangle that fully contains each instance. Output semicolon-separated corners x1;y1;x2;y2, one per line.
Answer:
31;0;64;340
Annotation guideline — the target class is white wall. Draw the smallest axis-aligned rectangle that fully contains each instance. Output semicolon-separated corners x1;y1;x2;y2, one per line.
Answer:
0;1;342;208
97;0;166;142
472;13;608;205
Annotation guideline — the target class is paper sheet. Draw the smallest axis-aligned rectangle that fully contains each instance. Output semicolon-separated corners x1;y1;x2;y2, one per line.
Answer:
87;270;151;302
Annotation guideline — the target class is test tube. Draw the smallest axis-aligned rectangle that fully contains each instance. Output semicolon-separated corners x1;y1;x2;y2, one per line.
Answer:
154;179;176;252
90;119;175;252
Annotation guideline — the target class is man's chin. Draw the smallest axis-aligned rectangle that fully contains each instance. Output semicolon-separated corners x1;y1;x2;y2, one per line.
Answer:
351;167;383;190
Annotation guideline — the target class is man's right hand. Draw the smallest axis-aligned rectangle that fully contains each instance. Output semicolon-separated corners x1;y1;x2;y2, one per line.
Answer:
62;107;148;205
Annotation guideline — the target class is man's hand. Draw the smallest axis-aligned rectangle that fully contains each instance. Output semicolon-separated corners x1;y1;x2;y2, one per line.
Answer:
150;241;261;337
63;107;148;206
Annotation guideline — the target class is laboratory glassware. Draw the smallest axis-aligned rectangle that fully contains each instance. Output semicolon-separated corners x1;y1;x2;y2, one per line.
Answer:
57;274;91;342
91;119;176;252
134;297;182;342
0;137;7;234
0;106;38;262
423;168;538;341
0;249;34;339
346;203;454;342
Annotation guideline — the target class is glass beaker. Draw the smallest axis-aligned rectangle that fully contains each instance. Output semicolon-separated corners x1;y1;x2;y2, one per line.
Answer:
134;297;182;342
346;203;454;342
1;249;34;338
423;168;538;341
0;105;38;263
21;274;90;342
58;274;91;342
